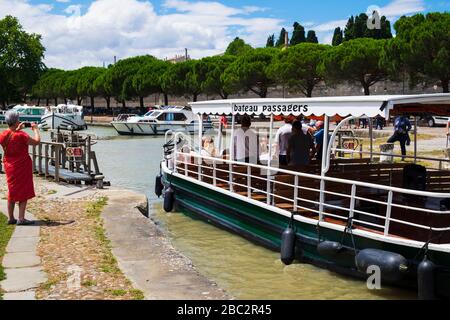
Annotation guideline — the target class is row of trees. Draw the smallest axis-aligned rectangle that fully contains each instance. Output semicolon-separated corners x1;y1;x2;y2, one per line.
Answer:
267;22;318;48
2;12;448;112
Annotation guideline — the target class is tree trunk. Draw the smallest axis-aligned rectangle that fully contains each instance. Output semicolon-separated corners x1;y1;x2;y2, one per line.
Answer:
105;97;111;111
122;100;126;108
192;94;198;102
164;93;169;106
140;96;144;108
64;98;68;104
362;83;370;95
442;79;449;93
306;86;313;98
46;99;49;106
55;98;58;106
37;98;41;106
77;97;82;105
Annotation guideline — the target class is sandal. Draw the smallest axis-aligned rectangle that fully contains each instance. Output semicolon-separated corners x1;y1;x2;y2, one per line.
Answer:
8;219;17;225
17;219;35;226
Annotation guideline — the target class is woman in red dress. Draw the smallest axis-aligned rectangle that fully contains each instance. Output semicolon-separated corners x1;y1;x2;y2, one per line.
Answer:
0;110;41;225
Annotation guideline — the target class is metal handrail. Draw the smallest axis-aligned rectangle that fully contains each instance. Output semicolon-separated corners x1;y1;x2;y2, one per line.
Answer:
172;149;450;241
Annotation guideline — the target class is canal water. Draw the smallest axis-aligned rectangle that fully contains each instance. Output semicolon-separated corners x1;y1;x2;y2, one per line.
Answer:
2;125;415;299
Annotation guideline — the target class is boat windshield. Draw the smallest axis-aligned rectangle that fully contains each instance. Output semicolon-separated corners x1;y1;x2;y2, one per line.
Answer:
144;111;155;117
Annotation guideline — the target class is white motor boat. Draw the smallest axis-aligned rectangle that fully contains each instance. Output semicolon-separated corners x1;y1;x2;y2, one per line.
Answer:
0;105;46;124
39;104;87;131
111;106;213;136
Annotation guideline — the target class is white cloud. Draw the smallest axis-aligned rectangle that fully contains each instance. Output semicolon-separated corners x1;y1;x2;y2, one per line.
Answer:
0;0;283;69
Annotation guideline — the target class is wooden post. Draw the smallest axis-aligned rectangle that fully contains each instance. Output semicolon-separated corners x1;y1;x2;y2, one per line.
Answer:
38;143;43;175
44;144;49;178
87;136;92;175
55;145;60;183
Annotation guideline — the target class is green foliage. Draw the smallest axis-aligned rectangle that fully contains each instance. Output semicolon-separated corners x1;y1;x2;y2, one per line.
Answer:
0;15;45;107
199;55;237;99
132;59;171;103
344;13;392;41
275;28;287;47
225;37;253;56
222;47;278;98
332;27;343;46
290;22;306;46
384;13;450;93
0;214;15;299
161;60;203;102
266;34;275;48
268;43;330;97
320;38;388;95
306;30;318;43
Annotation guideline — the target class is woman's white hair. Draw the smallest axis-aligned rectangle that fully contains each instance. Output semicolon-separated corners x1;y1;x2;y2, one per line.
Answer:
5;110;20;127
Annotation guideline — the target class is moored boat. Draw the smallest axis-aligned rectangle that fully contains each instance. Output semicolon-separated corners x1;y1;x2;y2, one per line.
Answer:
111;106;213;136
39;104;87;131
0;105;46;124
158;93;450;299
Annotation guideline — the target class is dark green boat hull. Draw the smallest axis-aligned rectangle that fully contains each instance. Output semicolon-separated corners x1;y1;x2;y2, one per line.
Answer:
163;172;450;299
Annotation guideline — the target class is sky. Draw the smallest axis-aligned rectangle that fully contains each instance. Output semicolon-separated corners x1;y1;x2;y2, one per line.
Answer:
0;0;448;69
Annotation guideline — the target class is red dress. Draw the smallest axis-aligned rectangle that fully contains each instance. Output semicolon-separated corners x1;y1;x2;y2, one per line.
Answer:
0;129;35;202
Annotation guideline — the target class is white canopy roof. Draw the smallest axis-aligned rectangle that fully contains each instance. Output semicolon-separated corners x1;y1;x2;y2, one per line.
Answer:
189;94;450;118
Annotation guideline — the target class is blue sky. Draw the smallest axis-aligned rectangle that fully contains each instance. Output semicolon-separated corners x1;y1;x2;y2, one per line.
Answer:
30;0;449;25
1;0;448;69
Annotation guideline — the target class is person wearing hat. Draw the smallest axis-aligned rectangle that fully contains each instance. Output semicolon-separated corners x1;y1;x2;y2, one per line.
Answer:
0;110;41;225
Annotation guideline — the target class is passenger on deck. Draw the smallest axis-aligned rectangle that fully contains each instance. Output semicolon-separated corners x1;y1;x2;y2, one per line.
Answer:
287;121;313;166
201;136;217;158
233;115;259;164
388;115;412;159
274;117;292;166
314;121;325;161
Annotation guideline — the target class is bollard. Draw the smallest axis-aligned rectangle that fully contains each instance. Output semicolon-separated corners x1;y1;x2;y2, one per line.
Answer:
95;175;105;189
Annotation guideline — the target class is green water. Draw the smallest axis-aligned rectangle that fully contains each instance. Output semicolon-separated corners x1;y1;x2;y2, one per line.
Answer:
1;125;415;299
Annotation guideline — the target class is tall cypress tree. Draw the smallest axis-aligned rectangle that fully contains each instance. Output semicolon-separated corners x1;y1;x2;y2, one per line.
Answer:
306;30;318;43
290;22;306;45
332;27;343;46
344;16;355;41
266;34;275;47
276;28;287;47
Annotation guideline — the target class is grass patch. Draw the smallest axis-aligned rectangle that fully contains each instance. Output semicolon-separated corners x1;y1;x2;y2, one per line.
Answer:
105;289;127;297
130;289;145;300
86;197;121;275
0;214;15;300
39;273;68;291
82;279;97;287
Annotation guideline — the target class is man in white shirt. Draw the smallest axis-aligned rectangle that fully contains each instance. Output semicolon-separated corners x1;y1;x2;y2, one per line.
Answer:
233;115;259;164
275;118;293;166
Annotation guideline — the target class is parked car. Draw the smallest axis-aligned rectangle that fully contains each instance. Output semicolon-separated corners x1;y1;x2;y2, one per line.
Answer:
425;116;450;127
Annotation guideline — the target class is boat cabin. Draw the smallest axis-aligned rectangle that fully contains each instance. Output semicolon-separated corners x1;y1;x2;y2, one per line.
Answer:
169;94;450;245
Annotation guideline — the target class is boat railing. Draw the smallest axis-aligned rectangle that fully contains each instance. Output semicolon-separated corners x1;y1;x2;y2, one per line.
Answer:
172;148;450;244
334;148;450;170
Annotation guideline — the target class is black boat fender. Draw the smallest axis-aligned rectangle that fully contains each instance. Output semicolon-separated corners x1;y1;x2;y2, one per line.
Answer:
155;173;163;198
280;213;299;265
418;256;436;300
163;185;175;213
317;241;344;259
355;249;408;283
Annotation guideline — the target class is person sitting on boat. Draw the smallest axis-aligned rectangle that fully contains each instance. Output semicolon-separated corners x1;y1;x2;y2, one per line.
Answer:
274;117;293;166
201;136;217;158
286;121;313;167
387;115;412;160
233;115;259;164
314;121;325;161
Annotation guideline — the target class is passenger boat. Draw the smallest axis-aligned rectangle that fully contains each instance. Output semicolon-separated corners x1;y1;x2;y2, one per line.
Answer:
39;104;87;131
157;94;450;299
111;106;213;136
0;105;46;124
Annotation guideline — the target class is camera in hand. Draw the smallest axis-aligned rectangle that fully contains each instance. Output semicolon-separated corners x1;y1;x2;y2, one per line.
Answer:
23;122;32;128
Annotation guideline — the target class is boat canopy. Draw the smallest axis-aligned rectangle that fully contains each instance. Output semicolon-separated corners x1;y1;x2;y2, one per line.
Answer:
189;94;450;118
